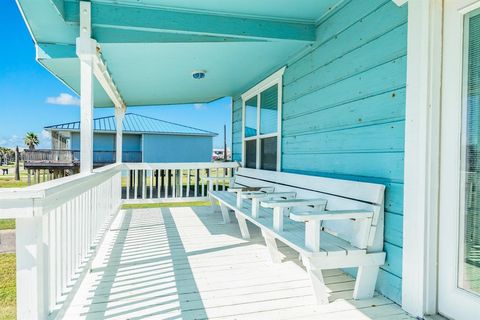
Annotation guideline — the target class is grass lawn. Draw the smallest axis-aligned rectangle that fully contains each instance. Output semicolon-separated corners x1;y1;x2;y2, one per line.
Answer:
0;220;15;231
0;254;15;320
0;163;28;189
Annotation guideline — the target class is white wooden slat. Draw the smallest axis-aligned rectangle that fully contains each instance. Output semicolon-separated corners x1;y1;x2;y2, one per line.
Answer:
142;170;146;200
134;170;138;199
126;170;130;200
194;169;198;197
201;169;205;197
149;170;153;199
187;169;191;197
162;170;167;199
172;169;176;198
179;169;183;198
236;167;385;205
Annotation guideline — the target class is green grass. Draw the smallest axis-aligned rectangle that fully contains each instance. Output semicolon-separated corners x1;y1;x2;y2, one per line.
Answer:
0;162;28;189
0;220;15;231
122;201;211;209
0;254;16;320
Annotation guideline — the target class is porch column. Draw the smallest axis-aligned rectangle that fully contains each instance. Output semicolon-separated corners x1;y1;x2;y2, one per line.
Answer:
402;0;442;317
115;107;125;163
76;1;96;173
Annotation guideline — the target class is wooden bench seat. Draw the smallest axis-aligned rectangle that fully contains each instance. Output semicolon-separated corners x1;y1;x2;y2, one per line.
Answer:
207;168;386;304
210;190;367;257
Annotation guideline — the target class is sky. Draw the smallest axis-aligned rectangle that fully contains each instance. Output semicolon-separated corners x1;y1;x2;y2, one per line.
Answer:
0;1;232;149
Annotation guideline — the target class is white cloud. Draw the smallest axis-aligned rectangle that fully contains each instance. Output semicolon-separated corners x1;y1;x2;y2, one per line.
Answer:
46;93;80;106
41;130;51;140
194;103;207;110
0;135;22;148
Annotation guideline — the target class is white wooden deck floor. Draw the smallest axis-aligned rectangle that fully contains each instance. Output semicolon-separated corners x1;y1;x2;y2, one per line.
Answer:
61;206;412;320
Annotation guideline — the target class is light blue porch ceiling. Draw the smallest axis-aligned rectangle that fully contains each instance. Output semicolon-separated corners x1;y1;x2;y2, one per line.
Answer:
17;0;344;107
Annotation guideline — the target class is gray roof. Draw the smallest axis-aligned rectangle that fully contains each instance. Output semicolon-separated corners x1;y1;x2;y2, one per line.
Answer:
45;113;217;137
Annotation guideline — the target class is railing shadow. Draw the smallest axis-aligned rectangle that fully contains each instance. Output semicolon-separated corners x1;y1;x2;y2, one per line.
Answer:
80;207;207;319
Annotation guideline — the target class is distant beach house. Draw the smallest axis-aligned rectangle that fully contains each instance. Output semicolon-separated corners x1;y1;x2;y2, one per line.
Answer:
24;113;217;174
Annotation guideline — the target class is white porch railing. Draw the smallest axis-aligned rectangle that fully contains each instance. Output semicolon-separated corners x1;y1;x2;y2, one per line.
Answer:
0;161;239;319
122;162;239;203
0;163;122;319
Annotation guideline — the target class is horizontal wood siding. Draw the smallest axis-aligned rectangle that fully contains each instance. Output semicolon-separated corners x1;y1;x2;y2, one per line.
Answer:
232;97;243;162
230;0;407;303
283;0;407;303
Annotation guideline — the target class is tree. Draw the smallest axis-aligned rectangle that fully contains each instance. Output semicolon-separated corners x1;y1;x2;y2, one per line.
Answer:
24;132;39;150
0;147;14;164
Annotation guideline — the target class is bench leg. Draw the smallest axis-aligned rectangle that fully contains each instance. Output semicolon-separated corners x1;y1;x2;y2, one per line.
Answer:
303;257;330;304
209;195;219;213
235;211;250;239
353;265;379;300
261;230;282;263
219;203;231;224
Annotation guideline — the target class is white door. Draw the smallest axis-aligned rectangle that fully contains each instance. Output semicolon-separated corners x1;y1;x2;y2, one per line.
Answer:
440;1;480;319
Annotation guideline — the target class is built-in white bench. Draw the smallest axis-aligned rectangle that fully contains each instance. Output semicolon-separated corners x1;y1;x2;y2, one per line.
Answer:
207;168;386;304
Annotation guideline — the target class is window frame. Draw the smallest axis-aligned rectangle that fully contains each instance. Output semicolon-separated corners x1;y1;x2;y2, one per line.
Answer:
241;67;285;171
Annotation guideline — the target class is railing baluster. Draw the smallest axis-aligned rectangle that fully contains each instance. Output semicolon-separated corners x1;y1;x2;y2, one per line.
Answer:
172;169;176;198
134;169;138;199
126;169;130;200
179;169;183;198
187;169;191;197
149;169;153;199
142;170;146;200
165;169;170;199
157;170;161;199
49;210;56;310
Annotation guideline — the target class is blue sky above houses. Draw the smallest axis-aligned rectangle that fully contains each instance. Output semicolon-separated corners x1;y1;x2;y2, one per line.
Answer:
0;1;231;149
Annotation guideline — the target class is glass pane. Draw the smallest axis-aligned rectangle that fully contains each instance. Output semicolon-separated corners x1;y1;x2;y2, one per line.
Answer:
260;137;277;171
245;96;257;137
245;140;257;169
260;85;278;135
460;10;480;296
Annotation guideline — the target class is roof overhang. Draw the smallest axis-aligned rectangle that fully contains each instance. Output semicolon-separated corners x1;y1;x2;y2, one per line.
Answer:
17;0;349;107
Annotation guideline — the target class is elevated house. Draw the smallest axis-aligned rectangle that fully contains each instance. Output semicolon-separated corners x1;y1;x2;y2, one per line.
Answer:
24;113;216;182
1;0;479;319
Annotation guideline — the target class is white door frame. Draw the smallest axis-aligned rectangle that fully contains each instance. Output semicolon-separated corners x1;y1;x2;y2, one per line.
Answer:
438;1;480;319
402;0;443;317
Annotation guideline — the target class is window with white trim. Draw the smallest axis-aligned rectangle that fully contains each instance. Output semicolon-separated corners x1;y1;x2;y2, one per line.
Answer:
241;67;284;171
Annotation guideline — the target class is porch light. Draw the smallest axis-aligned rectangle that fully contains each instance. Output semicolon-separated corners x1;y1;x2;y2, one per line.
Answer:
192;70;206;79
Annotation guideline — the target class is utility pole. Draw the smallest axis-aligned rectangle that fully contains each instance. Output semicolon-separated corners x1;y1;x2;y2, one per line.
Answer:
223;124;227;162
15;146;20;181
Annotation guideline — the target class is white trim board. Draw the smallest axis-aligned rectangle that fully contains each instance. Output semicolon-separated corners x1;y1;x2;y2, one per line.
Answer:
241;67;285;171
402;0;443;317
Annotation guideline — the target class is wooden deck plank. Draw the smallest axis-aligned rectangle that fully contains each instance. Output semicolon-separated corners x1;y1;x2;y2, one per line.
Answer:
62;206;411;319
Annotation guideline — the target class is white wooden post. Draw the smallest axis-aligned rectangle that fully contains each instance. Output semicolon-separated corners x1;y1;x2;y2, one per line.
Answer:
114;107;125;163
76;1;95;174
16;216;49;319
305;220;321;252
402;0;442;317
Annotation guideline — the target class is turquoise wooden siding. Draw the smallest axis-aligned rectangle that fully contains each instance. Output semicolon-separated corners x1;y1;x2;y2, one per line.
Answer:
70;133;141;151
232;97;243;162
142;134;213;163
231;0;407;303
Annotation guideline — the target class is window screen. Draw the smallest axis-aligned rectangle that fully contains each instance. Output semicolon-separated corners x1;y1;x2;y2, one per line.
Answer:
245;140;257;169
260;85;278;135
260;137;277;171
460;9;480;296
245;96;257;137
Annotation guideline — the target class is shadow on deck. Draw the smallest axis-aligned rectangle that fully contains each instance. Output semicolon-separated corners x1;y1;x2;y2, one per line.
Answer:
62;206;412;320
